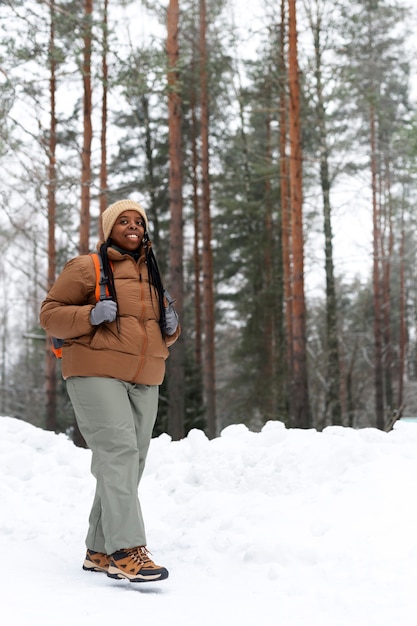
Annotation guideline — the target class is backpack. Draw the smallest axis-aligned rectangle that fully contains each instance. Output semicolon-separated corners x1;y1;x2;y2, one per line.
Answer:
51;252;112;359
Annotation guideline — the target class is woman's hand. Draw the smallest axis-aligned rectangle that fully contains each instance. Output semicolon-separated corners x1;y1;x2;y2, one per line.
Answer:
90;300;117;325
163;290;179;335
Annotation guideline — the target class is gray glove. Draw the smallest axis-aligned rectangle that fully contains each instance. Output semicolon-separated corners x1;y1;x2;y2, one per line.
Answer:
163;289;179;335
90;300;117;325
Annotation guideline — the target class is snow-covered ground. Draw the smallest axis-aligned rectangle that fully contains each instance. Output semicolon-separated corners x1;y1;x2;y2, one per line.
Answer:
1;415;417;626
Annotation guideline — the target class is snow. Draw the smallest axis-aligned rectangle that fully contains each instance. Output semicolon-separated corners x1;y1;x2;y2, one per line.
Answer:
1;416;417;626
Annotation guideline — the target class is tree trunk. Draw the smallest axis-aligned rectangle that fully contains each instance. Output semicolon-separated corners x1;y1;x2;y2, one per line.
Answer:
287;0;310;428
45;0;57;432
99;0;108;238
279;0;292;421
263;112;275;420
141;94;162;251
199;0;216;438
397;201;406;412
191;79;202;371
80;0;93;254
381;160;394;415
370;103;385;430
311;3;342;426
166;0;185;440
72;0;93;447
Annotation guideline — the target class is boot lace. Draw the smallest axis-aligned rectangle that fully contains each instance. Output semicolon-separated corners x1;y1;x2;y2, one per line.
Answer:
126;546;153;565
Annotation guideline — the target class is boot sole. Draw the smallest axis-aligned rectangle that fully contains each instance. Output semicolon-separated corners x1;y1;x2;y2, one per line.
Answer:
107;565;168;582
83;562;109;573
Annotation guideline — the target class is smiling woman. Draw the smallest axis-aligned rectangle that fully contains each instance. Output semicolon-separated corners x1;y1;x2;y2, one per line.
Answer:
39;198;180;583
109;210;146;251
101;199;148;239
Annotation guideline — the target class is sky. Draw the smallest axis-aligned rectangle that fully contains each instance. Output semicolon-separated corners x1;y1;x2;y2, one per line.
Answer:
2;414;417;626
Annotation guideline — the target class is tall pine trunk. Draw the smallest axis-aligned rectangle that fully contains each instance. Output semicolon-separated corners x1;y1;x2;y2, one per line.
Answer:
263;112;275;420
99;0;108;237
381;162;394;417
199;0;216;438
166;0;185;440
45;0;57;432
370;103;385;430
287;0;310;428
72;0;93;447
142;94;161;249
397;201;406;413
191;75;202;372
80;0;93;254
279;0;292;420
311;4;342;426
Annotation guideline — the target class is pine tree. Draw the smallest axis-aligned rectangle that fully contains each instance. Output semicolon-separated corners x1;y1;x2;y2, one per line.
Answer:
339;0;411;429
166;0;185;440
287;0;311;428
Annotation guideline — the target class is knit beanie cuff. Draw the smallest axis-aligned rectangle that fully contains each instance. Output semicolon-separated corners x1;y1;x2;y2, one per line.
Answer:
101;200;149;240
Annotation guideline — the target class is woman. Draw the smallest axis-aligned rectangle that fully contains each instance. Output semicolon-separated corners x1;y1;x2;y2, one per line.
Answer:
40;199;180;583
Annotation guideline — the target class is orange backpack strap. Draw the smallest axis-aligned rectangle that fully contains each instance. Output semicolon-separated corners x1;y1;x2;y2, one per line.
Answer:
90;252;113;301
51;337;64;359
51;253;114;359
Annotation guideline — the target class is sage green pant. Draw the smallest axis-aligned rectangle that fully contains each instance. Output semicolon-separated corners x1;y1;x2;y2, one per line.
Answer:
66;376;159;555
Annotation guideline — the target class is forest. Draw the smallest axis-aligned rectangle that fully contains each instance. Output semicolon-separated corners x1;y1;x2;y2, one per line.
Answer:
1;0;417;442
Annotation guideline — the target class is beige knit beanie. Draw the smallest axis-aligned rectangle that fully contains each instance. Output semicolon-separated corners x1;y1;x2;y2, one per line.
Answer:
102;199;149;240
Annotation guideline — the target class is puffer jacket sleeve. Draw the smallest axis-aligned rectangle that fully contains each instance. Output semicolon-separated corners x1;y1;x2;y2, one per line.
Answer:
40;255;97;339
164;323;181;347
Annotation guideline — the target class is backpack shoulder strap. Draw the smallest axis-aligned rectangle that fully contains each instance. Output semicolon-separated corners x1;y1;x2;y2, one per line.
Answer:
51;336;64;359
51;253;113;359
90;252;112;301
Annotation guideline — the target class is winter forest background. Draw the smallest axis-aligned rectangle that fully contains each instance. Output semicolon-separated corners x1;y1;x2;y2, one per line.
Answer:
1;0;417;443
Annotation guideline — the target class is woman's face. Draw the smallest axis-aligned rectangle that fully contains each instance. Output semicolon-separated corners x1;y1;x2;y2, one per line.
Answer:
110;210;146;251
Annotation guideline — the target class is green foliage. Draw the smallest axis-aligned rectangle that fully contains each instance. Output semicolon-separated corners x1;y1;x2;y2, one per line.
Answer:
209;29;288;427
2;0;417;436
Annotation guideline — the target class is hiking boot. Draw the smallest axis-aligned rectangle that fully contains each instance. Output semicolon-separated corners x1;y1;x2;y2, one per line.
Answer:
107;546;169;582
83;549;110;573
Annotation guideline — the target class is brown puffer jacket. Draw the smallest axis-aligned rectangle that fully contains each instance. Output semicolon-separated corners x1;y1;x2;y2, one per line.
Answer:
39;246;180;385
